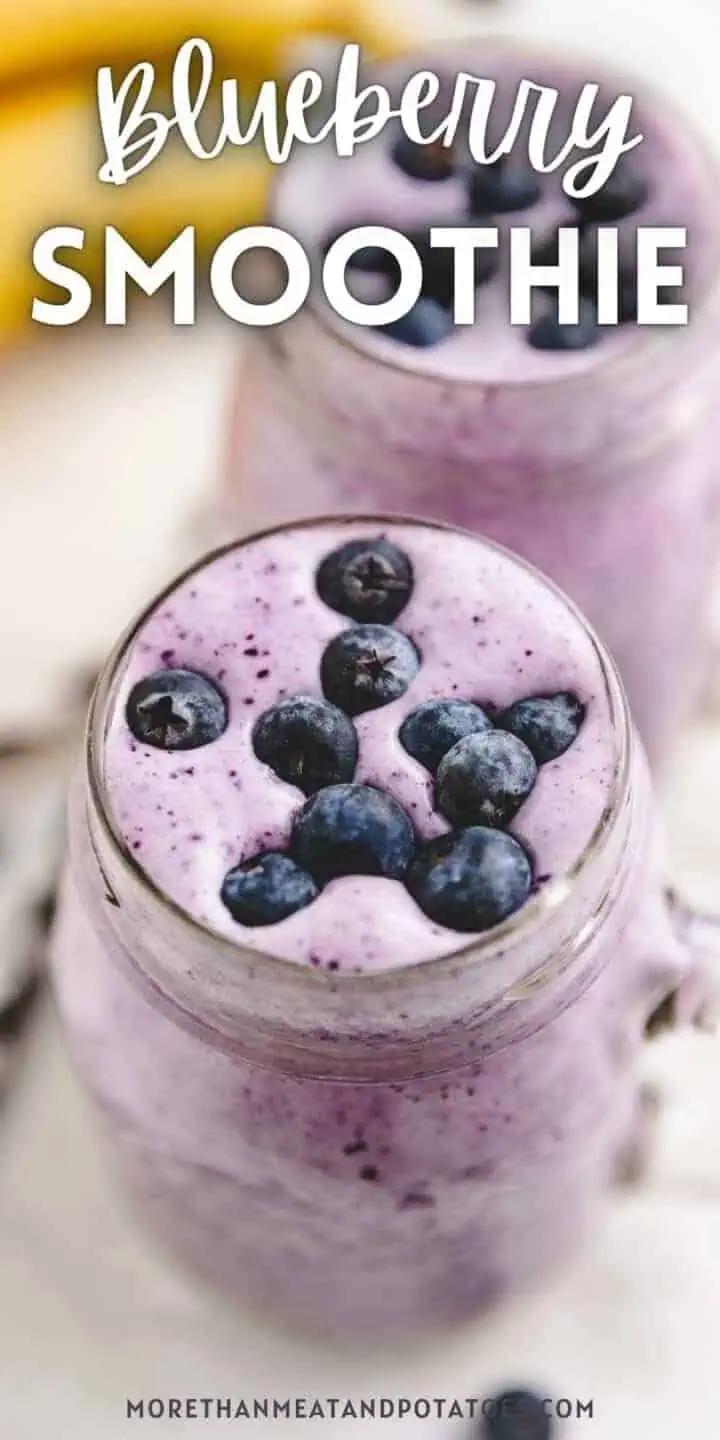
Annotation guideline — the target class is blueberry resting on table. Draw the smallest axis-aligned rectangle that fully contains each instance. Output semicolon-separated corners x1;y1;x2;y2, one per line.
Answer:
496;693;586;764
291;783;415;885
435;729;538;828
399;698;493;774
0;970;42;1040
320;624;420;716
479;1387;552;1440
221;853;319;927
316;536;414;625
407;827;533;932
125;668;228;751
252;696;358;796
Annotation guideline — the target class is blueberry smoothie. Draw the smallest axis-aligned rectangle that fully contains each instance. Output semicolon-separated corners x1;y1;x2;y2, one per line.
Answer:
51;517;708;1334
224;41;720;766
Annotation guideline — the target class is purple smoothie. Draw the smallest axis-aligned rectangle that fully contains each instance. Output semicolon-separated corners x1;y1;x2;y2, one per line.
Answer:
224;41;720;766
102;519;615;966
51;517;710;1335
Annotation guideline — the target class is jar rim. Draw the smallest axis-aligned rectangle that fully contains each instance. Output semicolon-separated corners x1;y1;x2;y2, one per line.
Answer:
266;32;720;395
86;511;632;998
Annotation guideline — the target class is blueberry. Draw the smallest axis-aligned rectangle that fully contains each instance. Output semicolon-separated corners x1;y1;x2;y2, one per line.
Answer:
480;1388;552;1440
435;730;537;827
467;158;542;215
125;668;227;751
316;537;413;625
526;298;599;352
571;159;648;223
407;827;533;933
322;229;402;287
497;693;586;764
532;225;584;280
533;227;628;319
379;298;454;348
320;624;420;716
579;236;639;319
617;270;639;323
615;273;679;323
221;852;318;927
252;696;358;796
531;227;563;270
392;134;455;182
408;225;500;308
291;783;415;884
0;970;42;1040
579;238;678;323
399;699;493;774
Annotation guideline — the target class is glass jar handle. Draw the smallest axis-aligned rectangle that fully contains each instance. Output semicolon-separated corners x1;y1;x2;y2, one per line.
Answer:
666;888;720;1033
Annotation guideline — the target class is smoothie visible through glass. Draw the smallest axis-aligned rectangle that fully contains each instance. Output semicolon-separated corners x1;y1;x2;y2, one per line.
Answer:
224;41;720;766
51;516;716;1335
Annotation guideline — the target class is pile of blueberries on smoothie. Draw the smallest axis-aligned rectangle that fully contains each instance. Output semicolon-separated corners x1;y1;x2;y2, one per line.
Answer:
126;535;585;936
326;133;653;352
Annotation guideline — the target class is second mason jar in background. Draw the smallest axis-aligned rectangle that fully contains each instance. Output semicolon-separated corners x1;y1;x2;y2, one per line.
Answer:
223;40;720;768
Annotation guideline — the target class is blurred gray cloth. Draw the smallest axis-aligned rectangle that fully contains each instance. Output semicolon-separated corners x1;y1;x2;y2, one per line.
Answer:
0;706;88;1100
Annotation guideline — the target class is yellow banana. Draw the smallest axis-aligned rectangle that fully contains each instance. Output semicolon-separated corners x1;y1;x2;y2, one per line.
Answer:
0;0;407;345
0;0;405;83
0;82;274;340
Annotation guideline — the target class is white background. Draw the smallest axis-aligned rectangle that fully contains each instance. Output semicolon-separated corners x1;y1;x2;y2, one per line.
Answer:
2;1;720;1435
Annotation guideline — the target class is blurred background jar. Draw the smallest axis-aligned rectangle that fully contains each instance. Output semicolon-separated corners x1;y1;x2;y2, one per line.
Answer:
221;30;720;770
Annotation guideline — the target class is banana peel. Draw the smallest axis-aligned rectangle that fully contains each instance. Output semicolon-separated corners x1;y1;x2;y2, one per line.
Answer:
0;0;407;345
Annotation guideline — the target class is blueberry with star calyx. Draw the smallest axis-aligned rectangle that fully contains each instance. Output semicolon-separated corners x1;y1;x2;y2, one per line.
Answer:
320;624;420;717
407;827;533;933
467;156;542;215
316;537;414;625
496;693;586;765
408;224;500;308
480;1387;552;1440
399;699;493;774
221;853;318;927
379;298;454;348
291;784;415;885
252;696;358;796
392;134;456;183
571;158;649;223
125;668;228;751
435;730;537;828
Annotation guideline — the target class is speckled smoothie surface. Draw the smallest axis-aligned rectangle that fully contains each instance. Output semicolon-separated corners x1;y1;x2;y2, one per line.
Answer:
103;520;616;972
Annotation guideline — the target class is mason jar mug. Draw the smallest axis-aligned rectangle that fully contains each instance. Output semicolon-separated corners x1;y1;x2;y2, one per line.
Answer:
50;515;720;1336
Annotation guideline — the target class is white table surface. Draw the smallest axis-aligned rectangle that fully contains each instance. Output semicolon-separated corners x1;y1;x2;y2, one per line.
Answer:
2;2;720;1436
